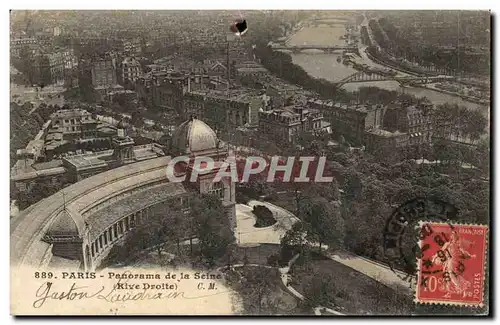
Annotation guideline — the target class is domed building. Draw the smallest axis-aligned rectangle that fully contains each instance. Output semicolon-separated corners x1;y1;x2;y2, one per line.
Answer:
171;116;224;158
11;118;236;271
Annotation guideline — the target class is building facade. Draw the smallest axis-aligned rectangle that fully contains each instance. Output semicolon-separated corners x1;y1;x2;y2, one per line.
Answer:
120;57;142;86
183;88;263;131
259;105;325;142
50;109;100;141
382;102;435;146
307;99;386;145
91;57;118;90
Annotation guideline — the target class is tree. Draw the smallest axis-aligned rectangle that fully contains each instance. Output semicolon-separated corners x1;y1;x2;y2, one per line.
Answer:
164;199;190;256
301;197;345;253
189;193;233;264
238;266;277;314
464;110;488;144
281;222;308;257
342;169;363;201
143;203;177;259
303;273;346;309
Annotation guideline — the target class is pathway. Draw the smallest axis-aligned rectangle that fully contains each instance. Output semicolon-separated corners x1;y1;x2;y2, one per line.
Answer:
235;200;299;246
327;251;414;295
279;254;345;315
235;199;413;295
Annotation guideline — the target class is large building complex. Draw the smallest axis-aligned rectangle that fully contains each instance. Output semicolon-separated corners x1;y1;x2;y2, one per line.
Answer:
11;118;236;271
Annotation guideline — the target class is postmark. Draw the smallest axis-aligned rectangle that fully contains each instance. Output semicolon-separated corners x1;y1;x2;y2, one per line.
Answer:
415;222;488;307
382;197;459;286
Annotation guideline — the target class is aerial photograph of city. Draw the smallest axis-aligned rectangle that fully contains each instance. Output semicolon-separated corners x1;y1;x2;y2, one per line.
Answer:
9;9;491;316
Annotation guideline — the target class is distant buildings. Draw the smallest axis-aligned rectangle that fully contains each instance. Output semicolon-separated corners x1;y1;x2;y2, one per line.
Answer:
13;45;78;87
10;37;38;58
307;99;385;145
123;38;143;56
382;102;434;145
235;61;269;81
91;56;118;90
120;57;142;86
10;108;164;194
46;48;78;86
151;72;187;112
183;88;264;130
307;98;438;152
12;134;165;194
107;89;138;105
45;109;117;159
49;109;99;141
364;128;409;151
259;105;326;142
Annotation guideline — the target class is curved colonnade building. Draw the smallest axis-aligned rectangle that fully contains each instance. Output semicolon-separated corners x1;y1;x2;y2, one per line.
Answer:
10;118;236;271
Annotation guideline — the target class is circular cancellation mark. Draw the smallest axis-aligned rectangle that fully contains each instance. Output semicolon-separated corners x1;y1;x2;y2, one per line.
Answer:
382;197;459;284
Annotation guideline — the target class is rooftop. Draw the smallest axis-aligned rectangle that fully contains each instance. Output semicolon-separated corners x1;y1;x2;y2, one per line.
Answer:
366;128;405;138
108;90;136;95
307;98;384;113
86;182;186;238
63;150;112;170
260;105;322;119
63;143;164;170
50;109;92;119
187;87;261;104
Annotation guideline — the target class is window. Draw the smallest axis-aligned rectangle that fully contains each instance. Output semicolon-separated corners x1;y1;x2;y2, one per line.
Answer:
209;182;225;199
104;231;108;245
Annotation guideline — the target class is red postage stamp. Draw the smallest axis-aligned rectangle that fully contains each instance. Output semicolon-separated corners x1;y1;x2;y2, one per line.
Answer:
415;222;488;306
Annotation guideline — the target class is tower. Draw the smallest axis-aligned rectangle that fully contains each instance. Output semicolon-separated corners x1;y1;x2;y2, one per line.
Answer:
112;128;135;164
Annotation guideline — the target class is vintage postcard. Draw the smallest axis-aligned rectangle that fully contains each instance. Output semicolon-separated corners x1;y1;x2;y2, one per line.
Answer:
9;9;491;316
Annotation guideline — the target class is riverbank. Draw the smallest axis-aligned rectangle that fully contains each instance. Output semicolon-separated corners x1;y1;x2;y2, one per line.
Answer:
363;47;420;77
411;83;490;107
258;15;489;115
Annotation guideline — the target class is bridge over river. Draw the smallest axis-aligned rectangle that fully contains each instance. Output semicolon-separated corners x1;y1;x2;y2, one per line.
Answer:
334;70;457;87
271;44;359;54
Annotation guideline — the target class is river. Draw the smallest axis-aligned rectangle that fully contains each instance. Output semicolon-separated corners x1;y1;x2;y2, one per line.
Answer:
285;22;489;116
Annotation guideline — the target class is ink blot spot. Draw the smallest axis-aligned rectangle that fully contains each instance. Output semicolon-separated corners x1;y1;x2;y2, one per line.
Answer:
230;18;248;36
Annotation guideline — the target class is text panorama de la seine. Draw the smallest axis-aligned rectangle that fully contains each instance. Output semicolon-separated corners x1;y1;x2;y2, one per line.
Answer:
34;271;223;281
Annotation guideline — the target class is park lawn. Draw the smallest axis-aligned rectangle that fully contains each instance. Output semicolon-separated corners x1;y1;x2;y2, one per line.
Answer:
291;257;413;315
